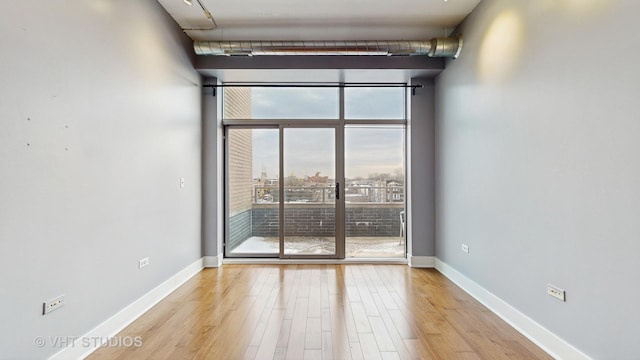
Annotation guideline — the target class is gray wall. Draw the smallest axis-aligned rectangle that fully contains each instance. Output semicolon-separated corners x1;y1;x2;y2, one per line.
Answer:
409;79;436;257
0;1;202;358
202;78;221;258
435;0;640;358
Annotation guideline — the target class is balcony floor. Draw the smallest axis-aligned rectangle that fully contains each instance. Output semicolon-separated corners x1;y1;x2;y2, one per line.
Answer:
230;236;405;258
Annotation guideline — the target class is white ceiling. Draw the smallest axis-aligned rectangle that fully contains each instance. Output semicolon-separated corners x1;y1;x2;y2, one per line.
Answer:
157;0;481;41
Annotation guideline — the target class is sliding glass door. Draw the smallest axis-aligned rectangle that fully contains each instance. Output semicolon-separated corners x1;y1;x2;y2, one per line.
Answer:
344;125;405;258
224;84;406;259
226;128;280;256
226;126;341;258
283;127;339;257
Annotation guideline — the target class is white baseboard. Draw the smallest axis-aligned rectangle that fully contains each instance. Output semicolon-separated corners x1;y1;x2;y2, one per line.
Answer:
434;259;592;360
49;258;204;360
203;254;223;267
408;255;435;268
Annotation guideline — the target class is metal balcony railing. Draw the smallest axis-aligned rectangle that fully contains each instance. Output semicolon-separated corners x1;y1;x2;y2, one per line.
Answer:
253;184;404;204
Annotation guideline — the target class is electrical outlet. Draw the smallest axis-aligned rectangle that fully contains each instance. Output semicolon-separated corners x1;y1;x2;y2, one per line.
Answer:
43;295;65;315
547;285;566;301
138;257;149;269
461;244;469;253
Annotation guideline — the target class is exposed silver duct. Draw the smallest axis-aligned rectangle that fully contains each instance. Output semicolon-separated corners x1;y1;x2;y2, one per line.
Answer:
193;38;463;58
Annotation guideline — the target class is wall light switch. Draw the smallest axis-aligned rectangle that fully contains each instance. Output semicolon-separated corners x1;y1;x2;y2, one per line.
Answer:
180;177;185;189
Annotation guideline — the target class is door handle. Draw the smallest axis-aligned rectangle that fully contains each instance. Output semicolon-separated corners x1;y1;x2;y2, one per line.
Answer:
336;183;340;200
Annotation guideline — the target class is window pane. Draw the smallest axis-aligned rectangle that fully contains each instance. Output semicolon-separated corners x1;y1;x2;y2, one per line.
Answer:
224;86;339;119
283;128;336;255
345;87;405;119
227;128;280;256
345;125;405;258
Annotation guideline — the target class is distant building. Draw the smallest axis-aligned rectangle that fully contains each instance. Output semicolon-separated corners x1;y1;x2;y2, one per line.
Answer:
386;180;404;202
307;172;329;184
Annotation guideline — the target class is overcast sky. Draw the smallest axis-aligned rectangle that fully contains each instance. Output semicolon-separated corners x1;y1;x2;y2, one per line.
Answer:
250;87;405;180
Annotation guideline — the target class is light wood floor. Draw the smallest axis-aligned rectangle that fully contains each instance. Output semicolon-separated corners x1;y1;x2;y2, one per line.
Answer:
89;265;552;360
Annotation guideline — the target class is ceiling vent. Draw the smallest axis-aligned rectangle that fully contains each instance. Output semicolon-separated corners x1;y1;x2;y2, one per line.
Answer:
193;38;463;58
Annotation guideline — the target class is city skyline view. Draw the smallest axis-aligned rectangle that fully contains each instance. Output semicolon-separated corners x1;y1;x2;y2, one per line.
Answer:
247;86;405;179
252;126;405;180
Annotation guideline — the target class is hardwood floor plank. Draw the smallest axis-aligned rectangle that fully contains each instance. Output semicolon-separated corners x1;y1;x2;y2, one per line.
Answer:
277;319;293;348
255;309;285;360
88;265;553;360
285;297;309;360
321;331;334;360
320;267;331;310
329;294;359;343
273;266;298;311
346;285;362;303
305;317;322;350
359;333;383;360
503;340;551;360
381;352;401;360
298;268;312;298
248;283;282;347
243;346;259;360
308;269;323;318
321;308;332;332
403;338;438;360
427;333;480;360
168;325;215;360
369;316;396;352
304;349;323;360
350;302;373;334
349;342;365;360
327;295;353;359
387;309;417;340
369;268;399;311
283;267;302;320
443;307;518;360
273;346;287;360
326;267;340;296
370;294;413;360
353;266;380;317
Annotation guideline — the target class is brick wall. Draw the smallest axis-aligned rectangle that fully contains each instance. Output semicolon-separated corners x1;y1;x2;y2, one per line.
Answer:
228;209;252;251
251;204;404;237
228;129;253;217
345;205;403;237
225;87;254;252
226;87;253;217
252;206;280;237
224;87;252;120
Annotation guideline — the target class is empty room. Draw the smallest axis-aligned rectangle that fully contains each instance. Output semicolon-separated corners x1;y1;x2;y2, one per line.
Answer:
1;0;638;359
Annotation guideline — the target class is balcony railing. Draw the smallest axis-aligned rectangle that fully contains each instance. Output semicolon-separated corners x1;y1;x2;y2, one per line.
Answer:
228;185;406;251
253;184;404;204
